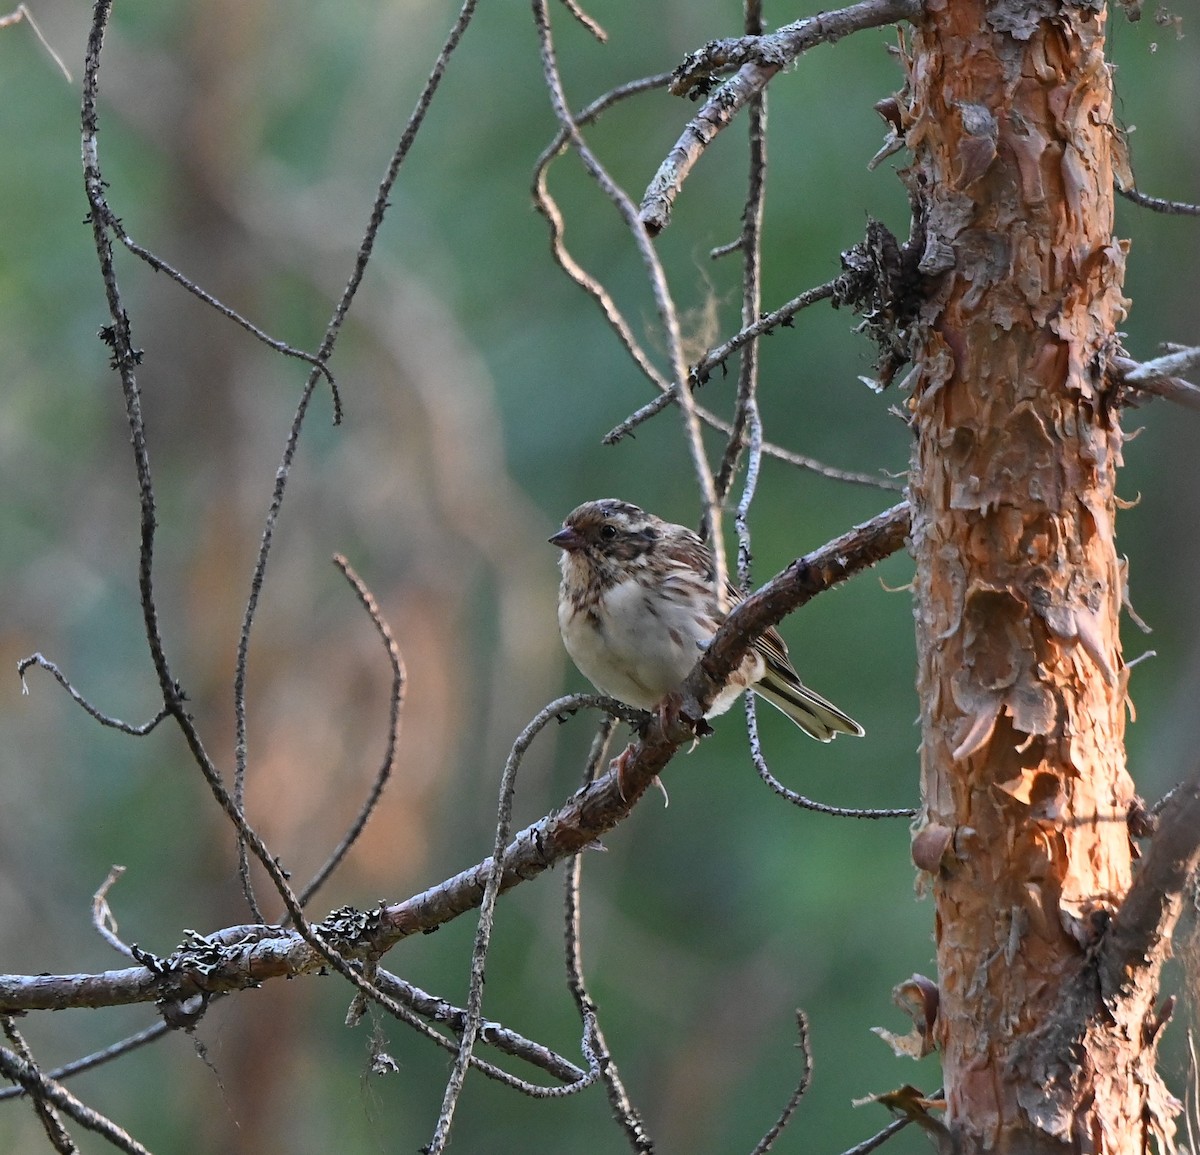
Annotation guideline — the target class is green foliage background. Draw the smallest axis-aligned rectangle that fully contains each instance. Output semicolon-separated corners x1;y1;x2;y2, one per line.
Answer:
1;2;1198;1152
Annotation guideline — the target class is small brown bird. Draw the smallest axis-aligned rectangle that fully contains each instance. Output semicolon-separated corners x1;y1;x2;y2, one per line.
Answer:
550;499;863;741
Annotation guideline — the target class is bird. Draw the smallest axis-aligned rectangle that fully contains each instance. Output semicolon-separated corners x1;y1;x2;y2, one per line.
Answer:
549;499;863;741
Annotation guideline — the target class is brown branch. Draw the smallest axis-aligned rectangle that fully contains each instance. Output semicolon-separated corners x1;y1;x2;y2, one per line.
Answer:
1099;763;1200;999
1114;351;1200;411
639;0;922;234
1;504;911;1017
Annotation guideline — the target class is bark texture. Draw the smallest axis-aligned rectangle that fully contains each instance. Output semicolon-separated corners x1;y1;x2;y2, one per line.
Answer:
904;1;1177;1150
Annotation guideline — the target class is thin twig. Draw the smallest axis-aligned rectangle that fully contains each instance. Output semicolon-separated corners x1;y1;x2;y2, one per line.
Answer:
747;697;916;818
84;0;302;939
555;0;606;41
105;227;341;421
0;1023;171;1103
532;73;675;394
92;866;136;960
605;394;903;489
427;692;612;1151
695;280;838;390
0;5;72;82
294;556;406;908
0;1034;151;1155
82;1;289;920
16;654;168;735
640;0;922;233
838;1114;916;1154
749;1010;813;1155
716;24;768;512
562;716;654;1152
1118;185;1200;216
601;278;905;493
2;1018;76;1154
372;968;588;1084
84;0;431;1031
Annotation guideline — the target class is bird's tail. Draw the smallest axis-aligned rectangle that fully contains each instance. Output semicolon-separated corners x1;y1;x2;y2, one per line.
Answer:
754;671;864;742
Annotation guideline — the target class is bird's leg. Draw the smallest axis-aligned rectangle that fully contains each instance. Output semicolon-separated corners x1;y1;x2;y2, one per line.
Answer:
656;690;712;742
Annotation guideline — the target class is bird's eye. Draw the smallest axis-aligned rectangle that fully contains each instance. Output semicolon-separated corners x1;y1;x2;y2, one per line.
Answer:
599;524;617;541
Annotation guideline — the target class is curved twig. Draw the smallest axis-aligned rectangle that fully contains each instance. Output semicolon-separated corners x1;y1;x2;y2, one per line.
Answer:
294;556;407;909
532;73;675;394
749;1010;813;1155
747;695;917;819
16;653;168;736
427;692;617;1151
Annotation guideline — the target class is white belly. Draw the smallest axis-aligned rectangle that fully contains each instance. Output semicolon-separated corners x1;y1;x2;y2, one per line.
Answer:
559;576;709;710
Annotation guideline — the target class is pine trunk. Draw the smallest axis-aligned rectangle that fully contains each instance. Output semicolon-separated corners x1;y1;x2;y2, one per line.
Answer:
906;2;1177;1150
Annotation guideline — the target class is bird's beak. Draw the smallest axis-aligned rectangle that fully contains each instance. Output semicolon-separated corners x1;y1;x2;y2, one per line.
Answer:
548;526;582;551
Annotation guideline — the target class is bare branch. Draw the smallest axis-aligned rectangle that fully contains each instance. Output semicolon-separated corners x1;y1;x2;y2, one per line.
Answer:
562;717;654;1152
231;0;485;920
294;556;407;908
604;394;903;490
695;280;839;391
716;39;767;513
1118;185;1200;216
640;0;922;234
372;968;588;1084
16;653;168;736
0;1023;171;1103
838;1113;921;1154
428;675;554;1150
2;1018;75;1154
84;0;305;936
746;694;916;819
106;225;342;421
0;1029;151;1155
1115;348;1200;411
749;1010;812;1155
1100;763;1200;999
532;73;675;392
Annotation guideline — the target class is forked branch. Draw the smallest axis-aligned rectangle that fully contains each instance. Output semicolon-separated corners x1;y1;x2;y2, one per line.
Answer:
640;0;922;233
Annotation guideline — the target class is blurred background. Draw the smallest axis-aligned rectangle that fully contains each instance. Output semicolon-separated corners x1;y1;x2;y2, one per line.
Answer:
1;2;1198;1152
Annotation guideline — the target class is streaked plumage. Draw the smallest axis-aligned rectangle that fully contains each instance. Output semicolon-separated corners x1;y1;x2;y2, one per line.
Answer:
549;499;863;741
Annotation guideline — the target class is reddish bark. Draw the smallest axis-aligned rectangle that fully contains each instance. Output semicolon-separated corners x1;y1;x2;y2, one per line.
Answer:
905;2;1177;1150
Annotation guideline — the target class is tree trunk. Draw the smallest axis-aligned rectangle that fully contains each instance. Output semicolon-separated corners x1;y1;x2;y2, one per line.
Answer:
905;2;1178;1150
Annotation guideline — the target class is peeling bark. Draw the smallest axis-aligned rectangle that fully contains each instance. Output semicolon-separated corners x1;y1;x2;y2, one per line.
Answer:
905;1;1177;1151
